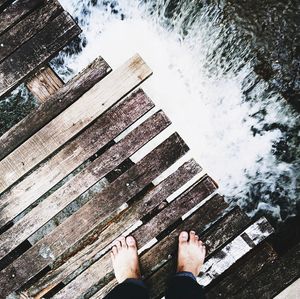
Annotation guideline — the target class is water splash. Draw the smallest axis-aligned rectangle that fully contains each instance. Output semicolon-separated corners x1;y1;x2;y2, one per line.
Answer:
16;0;300;221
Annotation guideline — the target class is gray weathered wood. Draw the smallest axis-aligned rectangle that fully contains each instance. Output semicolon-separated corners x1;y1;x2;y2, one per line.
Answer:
26;159;202;298
0;0;45;35
0;89;154;229
0;111;171;260
205;242;277;298
230;242;300;298
199;217;274;286
0;54;152;193
0;0;62;63
0;0;12;11
0;56;111;160
92;195;232;299
0;133;188;298
0;11;81;99
52;176;217;299
146;217;274;299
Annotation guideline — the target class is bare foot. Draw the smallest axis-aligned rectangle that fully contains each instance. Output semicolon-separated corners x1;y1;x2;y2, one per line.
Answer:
177;231;206;277
110;235;141;283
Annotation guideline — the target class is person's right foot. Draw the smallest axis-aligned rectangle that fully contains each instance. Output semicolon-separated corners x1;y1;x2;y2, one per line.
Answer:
177;231;206;277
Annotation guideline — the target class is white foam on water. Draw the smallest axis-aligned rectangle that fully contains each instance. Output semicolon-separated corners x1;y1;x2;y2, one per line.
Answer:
56;0;299;221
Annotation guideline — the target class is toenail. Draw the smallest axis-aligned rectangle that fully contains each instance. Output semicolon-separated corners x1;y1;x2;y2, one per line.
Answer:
180;232;188;239
190;231;196;234
126;236;135;244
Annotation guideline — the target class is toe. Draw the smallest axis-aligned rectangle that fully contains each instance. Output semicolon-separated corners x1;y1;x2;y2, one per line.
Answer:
115;240;121;250
119;236;127;248
112;246;118;256
126;236;137;248
110;251;115;260
189;230;196;242
195;235;199;241
179;231;188;244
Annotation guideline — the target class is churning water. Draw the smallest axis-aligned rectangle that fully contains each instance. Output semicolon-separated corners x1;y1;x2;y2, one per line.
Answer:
2;0;300;222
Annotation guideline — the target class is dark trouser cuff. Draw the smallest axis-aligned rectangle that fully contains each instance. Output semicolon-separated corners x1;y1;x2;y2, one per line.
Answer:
174;271;197;281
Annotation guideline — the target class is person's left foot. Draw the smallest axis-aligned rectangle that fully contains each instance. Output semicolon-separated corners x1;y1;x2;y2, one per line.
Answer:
110;235;141;283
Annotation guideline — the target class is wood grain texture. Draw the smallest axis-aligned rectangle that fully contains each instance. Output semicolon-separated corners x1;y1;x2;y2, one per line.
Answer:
26;66;64;102
90;193;228;299
0;11;81;98
230;241;300;299
0;54;152;193
0;0;62;63
0;111;170;261
199;217;274;286
0;56;111;160
146;217;273;299
26;159;202;298
205;242;278;298
52;176;217;299
0;89;154;229
0;0;13;12
0;0;45;35
0;133;188;298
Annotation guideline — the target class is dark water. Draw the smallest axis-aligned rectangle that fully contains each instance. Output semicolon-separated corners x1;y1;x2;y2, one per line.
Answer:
0;0;299;249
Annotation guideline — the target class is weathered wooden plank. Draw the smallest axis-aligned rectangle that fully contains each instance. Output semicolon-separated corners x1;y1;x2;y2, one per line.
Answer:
0;89;154;229
26;66;64;102
205;242;278;298
0;54;151;193
26;159;202;298
0;0;45;35
0;133;188;298
0;0;12;11
0;0;62;63
52;176;217;299
146;217;274;299
0;111;171;261
0;56;111;160
230;242;300;298
0;11;81;99
199;217;274;286
92;194;230;299
140;195;229;276
200;207;251;254
275;278;300;299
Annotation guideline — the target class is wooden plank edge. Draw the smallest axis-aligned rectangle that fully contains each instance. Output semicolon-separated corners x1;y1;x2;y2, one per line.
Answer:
0;55;111;161
25;159;202;298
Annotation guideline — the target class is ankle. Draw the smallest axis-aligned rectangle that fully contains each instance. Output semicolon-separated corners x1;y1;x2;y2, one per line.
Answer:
176;265;198;277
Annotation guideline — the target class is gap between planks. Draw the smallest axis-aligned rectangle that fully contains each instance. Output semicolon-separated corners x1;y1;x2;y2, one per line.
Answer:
0;54;152;193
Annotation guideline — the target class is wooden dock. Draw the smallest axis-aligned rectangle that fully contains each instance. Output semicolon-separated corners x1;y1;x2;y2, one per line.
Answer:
0;1;298;298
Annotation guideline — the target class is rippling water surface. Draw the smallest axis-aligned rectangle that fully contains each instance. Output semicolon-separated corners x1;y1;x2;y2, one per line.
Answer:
1;0;299;223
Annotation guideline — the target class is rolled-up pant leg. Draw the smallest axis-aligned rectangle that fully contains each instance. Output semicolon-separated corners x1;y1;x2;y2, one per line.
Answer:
165;272;206;299
104;279;149;299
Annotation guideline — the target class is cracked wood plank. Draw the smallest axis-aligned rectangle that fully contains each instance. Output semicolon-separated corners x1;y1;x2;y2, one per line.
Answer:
0;0;62;63
0;0;45;35
0;111;171;261
205;242;278;298
92;196;248;299
52;176;217;299
26;159;202;298
0;133;188;298
0;89;153;230
0;55;111;160
0;54;152;193
145;217;273;299
0;11;81;98
230;241;300;299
